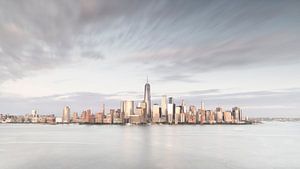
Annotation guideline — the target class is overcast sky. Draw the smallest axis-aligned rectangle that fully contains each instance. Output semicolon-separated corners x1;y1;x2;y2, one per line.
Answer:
0;0;300;117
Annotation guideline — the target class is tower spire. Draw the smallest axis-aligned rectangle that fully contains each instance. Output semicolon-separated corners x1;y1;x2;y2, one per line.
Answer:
144;75;151;122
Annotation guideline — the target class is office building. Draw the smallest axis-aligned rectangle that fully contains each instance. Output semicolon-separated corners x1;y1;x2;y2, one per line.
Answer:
144;77;151;122
216;107;223;123
167;97;175;124
161;95;168;123
152;104;161;123
62;106;70;123
122;100;134;119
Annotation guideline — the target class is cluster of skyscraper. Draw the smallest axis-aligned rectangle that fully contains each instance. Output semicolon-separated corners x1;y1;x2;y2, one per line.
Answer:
0;80;249;125
58;79;248;125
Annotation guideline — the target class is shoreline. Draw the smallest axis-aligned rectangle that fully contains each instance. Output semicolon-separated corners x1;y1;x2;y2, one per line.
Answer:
0;121;254;126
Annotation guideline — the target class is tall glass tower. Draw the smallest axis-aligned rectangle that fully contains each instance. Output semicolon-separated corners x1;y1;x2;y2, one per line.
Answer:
144;77;151;122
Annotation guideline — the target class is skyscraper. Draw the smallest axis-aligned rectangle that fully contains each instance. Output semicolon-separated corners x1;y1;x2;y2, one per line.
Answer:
144;77;151;122
152;104;161;123
161;95;168;122
62;106;70;123
167;97;175;124
122;100;134;119
232;107;241;122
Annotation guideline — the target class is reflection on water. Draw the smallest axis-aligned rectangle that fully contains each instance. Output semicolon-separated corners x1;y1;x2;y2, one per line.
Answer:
0;122;300;169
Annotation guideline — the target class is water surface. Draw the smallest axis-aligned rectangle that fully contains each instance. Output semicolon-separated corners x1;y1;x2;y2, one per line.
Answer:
0;122;299;169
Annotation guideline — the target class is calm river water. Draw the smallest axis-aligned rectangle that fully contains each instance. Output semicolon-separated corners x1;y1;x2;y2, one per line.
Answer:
0;122;299;169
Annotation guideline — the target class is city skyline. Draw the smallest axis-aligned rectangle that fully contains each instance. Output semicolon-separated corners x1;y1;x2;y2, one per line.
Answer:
1;80;248;125
0;0;300;117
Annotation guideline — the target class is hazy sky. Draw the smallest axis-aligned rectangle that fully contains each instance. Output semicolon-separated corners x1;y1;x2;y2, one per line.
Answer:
0;0;300;117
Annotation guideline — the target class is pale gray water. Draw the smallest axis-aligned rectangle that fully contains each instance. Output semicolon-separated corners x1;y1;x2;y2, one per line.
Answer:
0;122;299;169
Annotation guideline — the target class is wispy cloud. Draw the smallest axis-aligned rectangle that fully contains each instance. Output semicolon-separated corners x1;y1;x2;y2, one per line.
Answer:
1;88;299;117
0;0;299;83
0;0;299;117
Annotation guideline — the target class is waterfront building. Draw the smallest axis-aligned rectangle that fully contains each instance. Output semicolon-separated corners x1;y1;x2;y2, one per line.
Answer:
144;77;151;122
113;109;123;124
209;111;216;124
46;115;56;124
55;117;62;124
129;115;142;124
224;111;232;123
122;100;134;122
137;101;147;123
167;97;175;124
31;109;39;123
187;105;197;124
161;95;168;123
175;106;181;124
80;109;94;123
32;117;39;123
32;109;38;117
72;112;79;123
62;106;71;123
95;112;104;124
187;111;197;124
38;116;47;123
216;107;223;123
189;105;197;114
135;107;145;124
16;116;24;123
205;110;210;123
180;112;186;123
232;107;242;122
152;104;161;123
181;100;187;114
197;109;201;124
103;112;113;124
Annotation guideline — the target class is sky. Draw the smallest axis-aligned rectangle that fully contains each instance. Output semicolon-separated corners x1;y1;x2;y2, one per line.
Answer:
0;0;300;117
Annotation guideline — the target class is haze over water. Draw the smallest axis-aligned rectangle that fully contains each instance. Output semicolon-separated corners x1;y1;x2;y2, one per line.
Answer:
0;122;299;169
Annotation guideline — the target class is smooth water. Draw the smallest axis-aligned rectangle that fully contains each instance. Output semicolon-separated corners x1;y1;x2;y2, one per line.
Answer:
0;122;299;169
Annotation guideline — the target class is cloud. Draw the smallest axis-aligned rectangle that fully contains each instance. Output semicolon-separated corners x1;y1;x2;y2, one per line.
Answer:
1;0;299;84
0;92;115;114
128;31;300;78
0;0;112;83
0;88;299;117
156;74;202;83
122;1;300;78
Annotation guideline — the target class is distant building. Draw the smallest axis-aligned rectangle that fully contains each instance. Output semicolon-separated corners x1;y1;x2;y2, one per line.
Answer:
103;113;113;124
152;104;161;123
144;77;151;122
32;109;38;117
72;112;79;123
232;107;242;122
224;111;232;123
180;112;186;123
161;95;168;122
167;97;175;124
113;109;123;124
62;106;71;123
46;115;56;124
209;111;216;124
175;106;181;124
200;109;206;124
200;101;205;111
216;107;223;123
137;101;147;123
122;100;134;122
56;117;62;124
129;115;142;124
95;112;104;124
80;109;93;123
